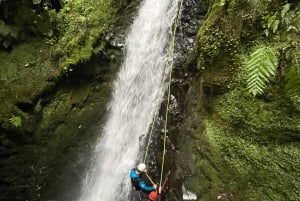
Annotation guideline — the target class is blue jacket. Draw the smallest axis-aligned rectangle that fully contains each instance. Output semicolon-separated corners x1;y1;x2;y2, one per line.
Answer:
130;168;155;192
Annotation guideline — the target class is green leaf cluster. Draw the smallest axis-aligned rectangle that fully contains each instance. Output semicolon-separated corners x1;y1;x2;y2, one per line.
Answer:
9;115;22;127
285;65;300;97
244;45;300;100
263;3;300;36
245;46;278;96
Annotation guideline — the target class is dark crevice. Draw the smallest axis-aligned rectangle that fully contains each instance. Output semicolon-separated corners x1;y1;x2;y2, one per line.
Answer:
15;102;34;113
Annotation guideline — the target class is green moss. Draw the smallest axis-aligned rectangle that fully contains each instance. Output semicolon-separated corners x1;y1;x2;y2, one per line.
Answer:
0;39;54;111
190;137;230;200
195;0;247;70
205;119;300;201
194;0;283;72
212;86;300;142
50;0;116;69
0;0;54;48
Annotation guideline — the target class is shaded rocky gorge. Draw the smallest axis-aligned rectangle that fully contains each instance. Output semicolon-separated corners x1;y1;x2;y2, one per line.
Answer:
0;0;300;201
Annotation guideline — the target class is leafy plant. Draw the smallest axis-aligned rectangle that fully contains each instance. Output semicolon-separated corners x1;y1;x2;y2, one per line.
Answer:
263;3;290;36
285;65;300;97
244;46;278;96
264;15;280;36
9;115;22;127
263;3;300;37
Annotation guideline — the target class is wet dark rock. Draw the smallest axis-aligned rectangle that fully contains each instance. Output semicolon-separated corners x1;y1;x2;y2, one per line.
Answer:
110;0;142;50
144;1;210;201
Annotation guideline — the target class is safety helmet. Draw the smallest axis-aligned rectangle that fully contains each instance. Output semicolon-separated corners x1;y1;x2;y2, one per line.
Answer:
148;191;158;201
137;163;146;172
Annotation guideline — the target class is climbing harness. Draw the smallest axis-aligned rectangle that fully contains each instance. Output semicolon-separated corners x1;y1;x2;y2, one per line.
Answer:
142;0;184;196
147;171;171;201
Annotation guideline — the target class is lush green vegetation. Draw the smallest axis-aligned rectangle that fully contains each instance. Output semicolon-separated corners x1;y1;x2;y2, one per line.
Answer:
49;0;115;69
192;0;300;200
205;119;300;201
0;0;123;200
0;0;123;69
0;39;52;128
0;0;121;125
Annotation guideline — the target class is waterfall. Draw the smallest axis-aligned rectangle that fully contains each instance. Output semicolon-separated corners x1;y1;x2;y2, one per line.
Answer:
77;0;179;200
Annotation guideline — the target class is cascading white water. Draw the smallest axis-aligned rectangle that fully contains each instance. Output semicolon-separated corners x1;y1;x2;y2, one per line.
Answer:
77;0;179;200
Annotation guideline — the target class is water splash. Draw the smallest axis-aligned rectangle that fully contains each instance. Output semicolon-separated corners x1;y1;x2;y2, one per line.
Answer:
77;0;179;200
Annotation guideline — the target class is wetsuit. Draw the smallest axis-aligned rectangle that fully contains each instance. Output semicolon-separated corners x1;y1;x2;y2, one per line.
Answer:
130;168;155;193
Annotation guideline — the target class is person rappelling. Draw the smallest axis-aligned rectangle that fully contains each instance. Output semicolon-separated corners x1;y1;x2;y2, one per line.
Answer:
130;163;163;201
130;0;183;199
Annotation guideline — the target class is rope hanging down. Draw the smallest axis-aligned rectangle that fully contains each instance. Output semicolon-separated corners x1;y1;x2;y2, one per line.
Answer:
143;0;184;187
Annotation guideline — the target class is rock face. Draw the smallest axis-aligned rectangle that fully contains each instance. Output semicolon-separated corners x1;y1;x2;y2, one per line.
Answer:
145;0;211;200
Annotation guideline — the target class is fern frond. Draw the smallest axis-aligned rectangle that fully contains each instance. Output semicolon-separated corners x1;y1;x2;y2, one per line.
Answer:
285;65;300;97
245;47;278;96
281;3;290;18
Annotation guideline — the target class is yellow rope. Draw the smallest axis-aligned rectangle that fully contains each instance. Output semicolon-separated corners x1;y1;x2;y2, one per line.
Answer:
145;173;155;185
144;0;184;164
142;0;184;186
143;56;170;163
159;0;183;186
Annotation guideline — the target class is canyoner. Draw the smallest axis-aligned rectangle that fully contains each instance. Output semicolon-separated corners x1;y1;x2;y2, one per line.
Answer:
130;0;184;200
130;162;170;201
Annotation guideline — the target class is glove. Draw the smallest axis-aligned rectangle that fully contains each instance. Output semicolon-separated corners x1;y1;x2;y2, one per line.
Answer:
158;186;162;194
